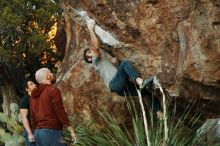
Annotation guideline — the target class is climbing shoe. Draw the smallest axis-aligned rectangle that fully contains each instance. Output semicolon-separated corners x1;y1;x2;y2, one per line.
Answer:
152;76;161;89
140;76;155;89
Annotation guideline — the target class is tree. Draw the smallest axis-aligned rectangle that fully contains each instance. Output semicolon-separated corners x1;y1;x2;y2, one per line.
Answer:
0;0;60;115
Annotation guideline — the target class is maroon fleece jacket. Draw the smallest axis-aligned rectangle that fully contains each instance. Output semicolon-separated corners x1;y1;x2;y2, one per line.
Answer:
30;84;70;130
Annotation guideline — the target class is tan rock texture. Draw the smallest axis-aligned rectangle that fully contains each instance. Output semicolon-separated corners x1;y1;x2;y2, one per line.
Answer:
55;0;220;124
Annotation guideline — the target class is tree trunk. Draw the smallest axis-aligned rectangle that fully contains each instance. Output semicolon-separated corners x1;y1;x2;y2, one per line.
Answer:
0;66;17;116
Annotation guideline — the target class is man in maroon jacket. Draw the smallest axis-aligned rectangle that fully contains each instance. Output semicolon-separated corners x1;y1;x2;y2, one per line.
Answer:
30;68;76;146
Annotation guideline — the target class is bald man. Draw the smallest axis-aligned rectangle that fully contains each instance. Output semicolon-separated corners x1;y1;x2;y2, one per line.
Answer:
30;68;76;146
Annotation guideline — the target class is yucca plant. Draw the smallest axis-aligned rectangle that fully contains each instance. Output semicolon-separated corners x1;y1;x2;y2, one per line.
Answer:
64;89;217;146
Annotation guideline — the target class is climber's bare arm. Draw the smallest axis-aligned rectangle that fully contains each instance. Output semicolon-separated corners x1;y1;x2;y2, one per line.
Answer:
87;20;100;56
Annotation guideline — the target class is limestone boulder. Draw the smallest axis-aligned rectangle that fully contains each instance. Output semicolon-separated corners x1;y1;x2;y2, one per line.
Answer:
55;0;220;124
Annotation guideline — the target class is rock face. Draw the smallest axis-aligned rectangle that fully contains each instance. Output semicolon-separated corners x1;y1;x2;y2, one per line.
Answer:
55;0;220;124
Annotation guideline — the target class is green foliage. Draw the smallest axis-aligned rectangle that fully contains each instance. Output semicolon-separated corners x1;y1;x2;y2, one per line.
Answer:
98;110;133;146
0;103;24;146
64;124;112;146
0;130;11;143
1;6;23;28
64;98;218;146
0;113;7;122
0;0;60;68
28;33;48;55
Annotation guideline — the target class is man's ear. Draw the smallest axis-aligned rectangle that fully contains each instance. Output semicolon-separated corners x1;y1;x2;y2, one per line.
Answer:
46;74;50;80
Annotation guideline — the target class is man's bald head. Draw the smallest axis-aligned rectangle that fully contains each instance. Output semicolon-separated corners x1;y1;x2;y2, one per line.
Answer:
35;68;51;83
